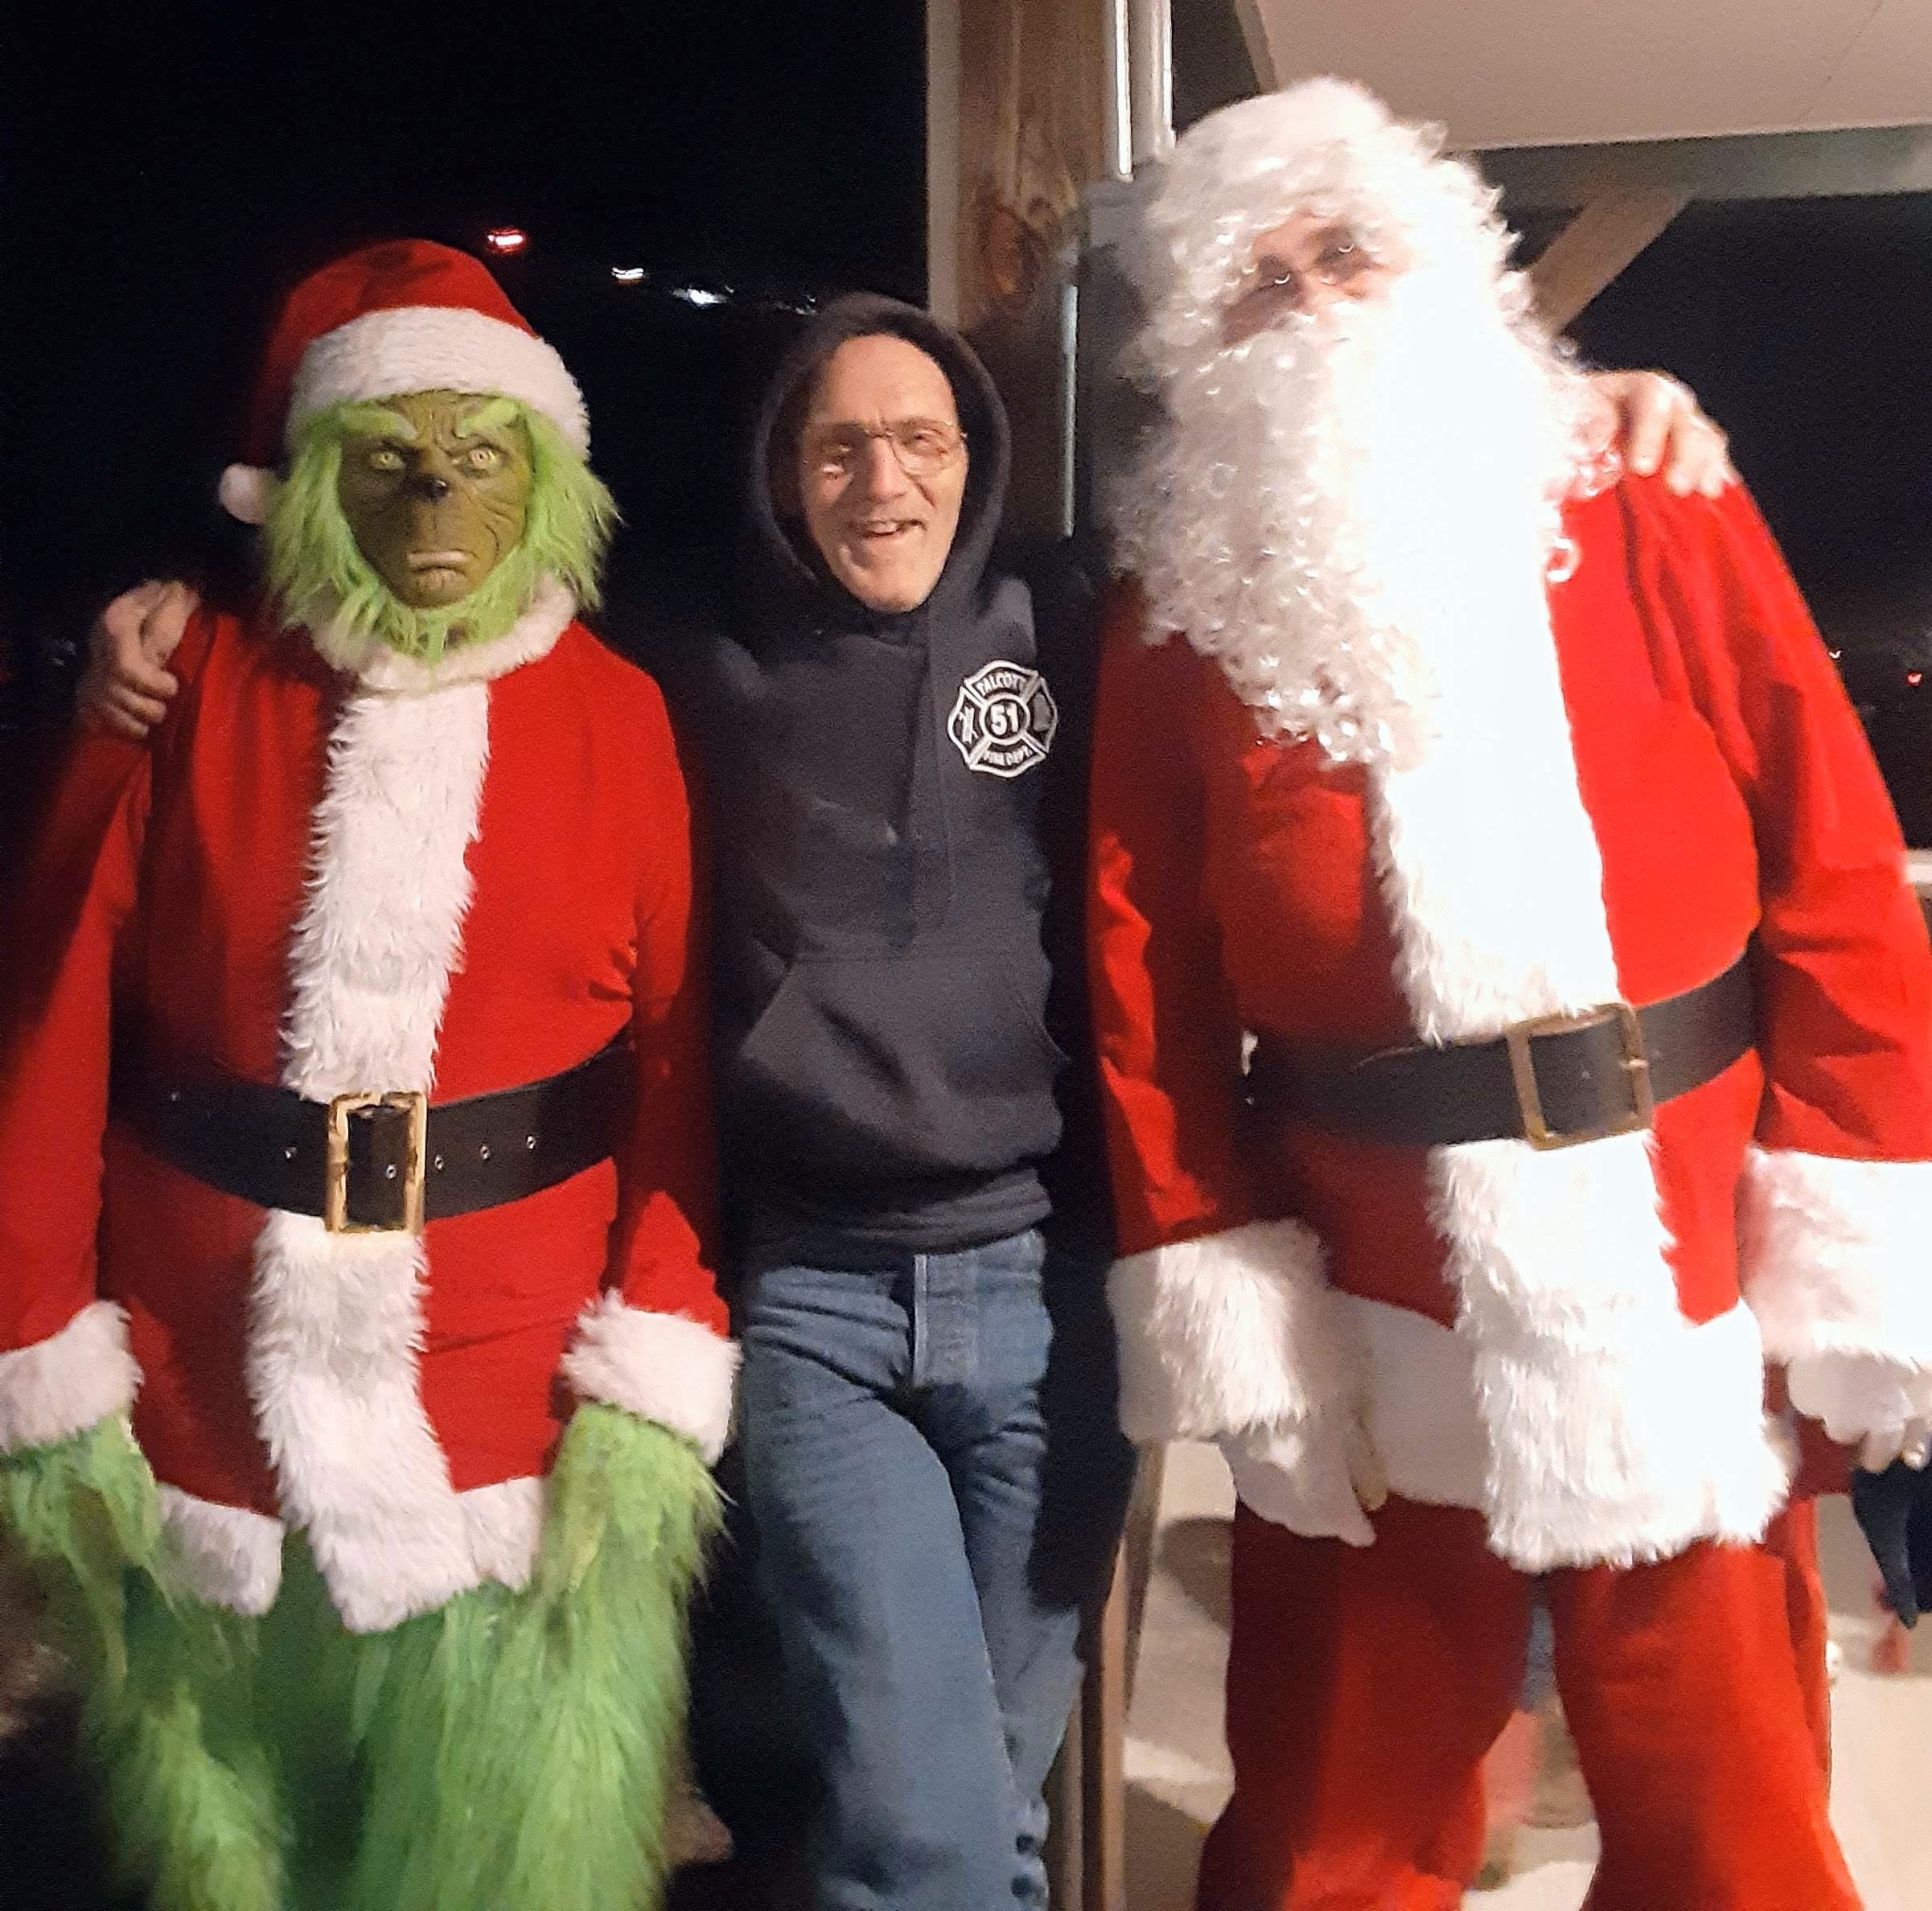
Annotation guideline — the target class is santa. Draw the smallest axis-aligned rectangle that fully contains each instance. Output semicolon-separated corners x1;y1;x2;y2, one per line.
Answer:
0;241;736;1911
1089;81;1932;1910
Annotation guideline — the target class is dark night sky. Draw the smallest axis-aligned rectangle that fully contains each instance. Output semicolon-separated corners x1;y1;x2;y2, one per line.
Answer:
5;14;1929;819
1;3;928;687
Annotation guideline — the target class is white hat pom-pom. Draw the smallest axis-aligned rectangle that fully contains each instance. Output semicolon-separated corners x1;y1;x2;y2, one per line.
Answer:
218;462;273;525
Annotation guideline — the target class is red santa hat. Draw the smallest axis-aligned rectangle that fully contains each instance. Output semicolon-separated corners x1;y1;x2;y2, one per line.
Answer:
218;239;590;526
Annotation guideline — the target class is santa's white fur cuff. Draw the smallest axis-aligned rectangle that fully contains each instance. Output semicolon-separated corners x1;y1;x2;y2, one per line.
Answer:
1742;1146;1932;1440
1106;1219;1353;1442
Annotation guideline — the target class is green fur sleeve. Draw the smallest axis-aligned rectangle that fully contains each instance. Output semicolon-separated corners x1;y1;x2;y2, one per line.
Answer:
0;1415;158;1683
534;1402;722;1613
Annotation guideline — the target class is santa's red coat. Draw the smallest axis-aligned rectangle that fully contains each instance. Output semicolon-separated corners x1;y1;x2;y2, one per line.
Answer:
1090;475;1932;1570
0;588;734;1631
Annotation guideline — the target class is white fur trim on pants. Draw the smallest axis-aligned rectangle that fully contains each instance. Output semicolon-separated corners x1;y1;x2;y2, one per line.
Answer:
561;1295;740;1464
1741;1145;1932;1441
0;1302;141;1453
1106;1219;1354;1443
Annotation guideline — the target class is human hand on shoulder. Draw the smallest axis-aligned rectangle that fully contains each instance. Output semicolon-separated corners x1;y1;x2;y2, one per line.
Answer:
78;580;197;740
1581;369;1735;499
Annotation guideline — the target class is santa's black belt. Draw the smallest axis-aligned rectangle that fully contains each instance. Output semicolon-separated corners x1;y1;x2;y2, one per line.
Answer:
1244;952;1755;1152
112;1038;635;1233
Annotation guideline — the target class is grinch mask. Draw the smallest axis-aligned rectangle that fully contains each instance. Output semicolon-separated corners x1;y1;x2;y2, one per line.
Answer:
335;391;532;608
264;388;615;665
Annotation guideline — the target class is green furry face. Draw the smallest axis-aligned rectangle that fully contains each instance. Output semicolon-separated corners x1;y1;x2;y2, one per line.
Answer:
265;392;615;664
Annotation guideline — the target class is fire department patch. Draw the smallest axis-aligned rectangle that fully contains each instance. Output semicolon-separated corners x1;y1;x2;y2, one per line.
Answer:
948;661;1058;779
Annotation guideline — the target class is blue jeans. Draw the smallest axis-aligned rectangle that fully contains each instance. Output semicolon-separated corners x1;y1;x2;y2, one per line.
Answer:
739;1227;1137;1911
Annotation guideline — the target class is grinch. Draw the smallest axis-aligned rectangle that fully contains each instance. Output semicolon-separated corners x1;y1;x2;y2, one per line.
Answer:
0;240;737;1911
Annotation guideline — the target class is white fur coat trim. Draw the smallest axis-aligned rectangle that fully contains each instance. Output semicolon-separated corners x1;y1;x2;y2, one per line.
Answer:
290;305;590;454
1363;543;1786;1568
561;1294;741;1464
0;1301;141;1453
247;679;489;1635
307;574;575;692
155;1488;286;1617
151;1478;548;1617
1235;1293;1782;1561
1741;1146;1932;1440
1106;1219;1354;1442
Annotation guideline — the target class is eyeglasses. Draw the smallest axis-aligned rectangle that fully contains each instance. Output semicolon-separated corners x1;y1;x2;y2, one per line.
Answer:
803;419;967;481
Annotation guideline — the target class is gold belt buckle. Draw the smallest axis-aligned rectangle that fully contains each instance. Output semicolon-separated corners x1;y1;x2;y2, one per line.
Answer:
1502;1002;1655;1152
324;1090;429;1234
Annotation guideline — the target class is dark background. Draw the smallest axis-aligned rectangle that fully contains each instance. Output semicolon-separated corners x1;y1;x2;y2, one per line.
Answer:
1;3;928;716
3;6;1930;832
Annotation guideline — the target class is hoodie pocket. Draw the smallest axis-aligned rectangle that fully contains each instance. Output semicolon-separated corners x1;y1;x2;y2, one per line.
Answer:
728;941;1066;1181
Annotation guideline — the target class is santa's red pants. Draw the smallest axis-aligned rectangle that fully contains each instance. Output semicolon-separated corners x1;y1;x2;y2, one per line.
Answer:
1196;1496;1857;1911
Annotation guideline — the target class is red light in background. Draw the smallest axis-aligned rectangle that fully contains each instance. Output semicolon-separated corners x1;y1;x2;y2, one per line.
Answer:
485;228;528;255
1909;672;1925;687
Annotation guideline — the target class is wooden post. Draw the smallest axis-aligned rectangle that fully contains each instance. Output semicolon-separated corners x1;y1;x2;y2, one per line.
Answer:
1527;189;1690;330
932;0;1115;540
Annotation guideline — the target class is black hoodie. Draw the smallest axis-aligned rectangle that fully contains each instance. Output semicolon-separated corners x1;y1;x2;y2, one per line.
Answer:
669;294;1104;1259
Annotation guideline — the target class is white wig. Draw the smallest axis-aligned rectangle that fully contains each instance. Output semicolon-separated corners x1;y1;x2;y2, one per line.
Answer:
1128;77;1536;384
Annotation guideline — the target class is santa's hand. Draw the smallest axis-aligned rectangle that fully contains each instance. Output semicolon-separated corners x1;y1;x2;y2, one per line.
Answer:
1219;1412;1381;1547
1584;369;1735;499
1856;1413;1932;1476
79;580;197;739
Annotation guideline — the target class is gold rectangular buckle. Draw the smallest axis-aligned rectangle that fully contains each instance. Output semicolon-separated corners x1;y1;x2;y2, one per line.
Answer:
1502;1002;1655;1152
324;1090;429;1234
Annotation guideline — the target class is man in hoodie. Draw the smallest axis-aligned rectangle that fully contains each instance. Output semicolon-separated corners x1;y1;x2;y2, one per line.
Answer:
83;284;1730;1908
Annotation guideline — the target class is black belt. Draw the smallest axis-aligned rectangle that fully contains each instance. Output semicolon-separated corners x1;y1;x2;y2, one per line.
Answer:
113;1038;635;1232
1246;951;1755;1151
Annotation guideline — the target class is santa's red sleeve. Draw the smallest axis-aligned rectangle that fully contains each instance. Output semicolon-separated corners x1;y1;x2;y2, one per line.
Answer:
1626;477;1932;1449
1087;586;1349;1444
0;727;152;1456
559;674;737;1461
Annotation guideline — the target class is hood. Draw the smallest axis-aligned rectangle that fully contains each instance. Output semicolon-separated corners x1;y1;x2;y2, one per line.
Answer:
746;293;1011;623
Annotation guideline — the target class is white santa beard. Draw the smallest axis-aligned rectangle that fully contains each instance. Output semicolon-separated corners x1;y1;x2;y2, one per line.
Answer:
1124;271;1585;773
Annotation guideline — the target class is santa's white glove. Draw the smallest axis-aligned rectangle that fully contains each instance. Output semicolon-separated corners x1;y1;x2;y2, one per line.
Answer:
1789;1350;1932;1473
1856;1416;1932;1475
1219;1411;1386;1547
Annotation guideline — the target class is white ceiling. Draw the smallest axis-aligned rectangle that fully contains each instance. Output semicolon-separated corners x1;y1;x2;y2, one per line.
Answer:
1249;0;1932;149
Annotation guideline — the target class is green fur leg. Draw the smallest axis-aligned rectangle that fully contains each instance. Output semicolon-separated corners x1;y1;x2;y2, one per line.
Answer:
1;1420;287;1911
339;1407;721;1911
88;1576;286;1911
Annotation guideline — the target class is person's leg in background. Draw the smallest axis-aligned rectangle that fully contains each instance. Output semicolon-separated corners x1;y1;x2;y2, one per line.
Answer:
927;1233;1138;1909
1548;1508;1860;1911
1197;1498;1535;1911
738;1255;1017;1911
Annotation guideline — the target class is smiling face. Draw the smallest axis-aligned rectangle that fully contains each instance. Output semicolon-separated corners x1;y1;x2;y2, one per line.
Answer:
795;335;968;614
1219;210;1405;347
335;389;533;606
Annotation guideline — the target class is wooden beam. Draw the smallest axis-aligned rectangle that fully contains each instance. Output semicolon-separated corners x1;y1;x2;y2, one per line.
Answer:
1482;122;1932;211
1233;0;1278;90
1527;189;1689;330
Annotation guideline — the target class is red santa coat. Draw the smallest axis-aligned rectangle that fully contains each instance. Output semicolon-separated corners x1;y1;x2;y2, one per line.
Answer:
0;582;736;1631
1090;474;1932;1571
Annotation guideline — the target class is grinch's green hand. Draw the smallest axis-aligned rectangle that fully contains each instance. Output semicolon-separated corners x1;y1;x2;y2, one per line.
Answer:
536;1403;721;1610
0;1416;160;1683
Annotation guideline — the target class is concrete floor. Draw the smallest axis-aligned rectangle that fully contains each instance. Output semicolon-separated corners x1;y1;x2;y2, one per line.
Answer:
1124;1442;1932;1911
